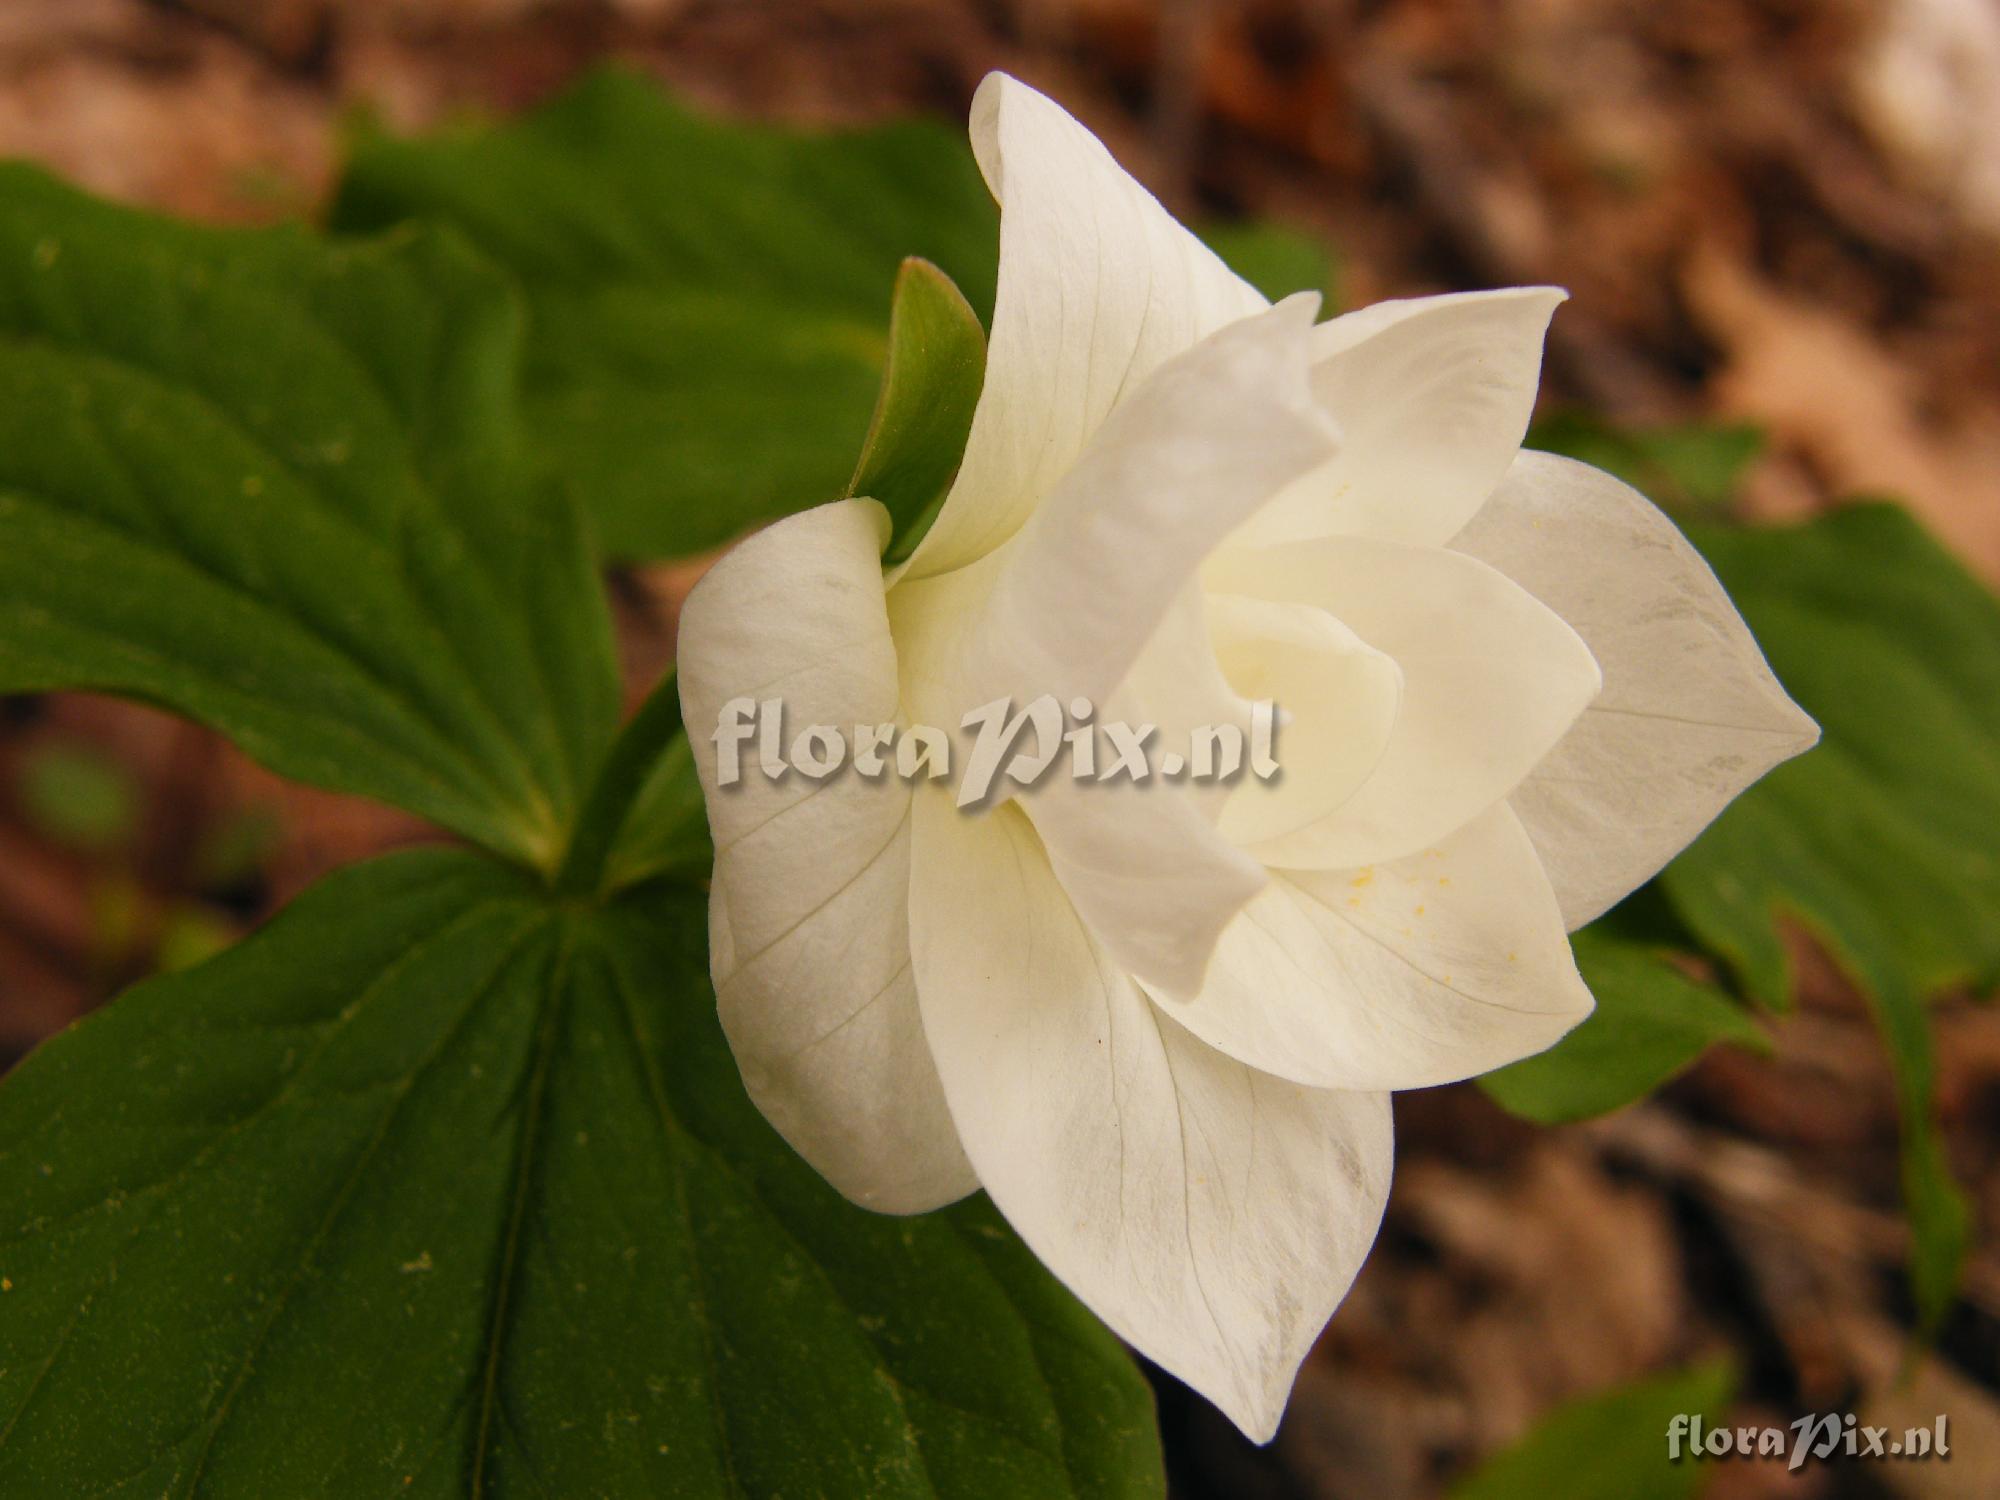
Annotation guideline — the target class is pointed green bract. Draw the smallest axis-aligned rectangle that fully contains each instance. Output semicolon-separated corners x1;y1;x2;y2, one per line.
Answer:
331;68;1343;563
849;257;987;560
333;69;1002;562
0;160;1166;1488
0;851;1164;1497
6;64;1981;1486
0;166;620;867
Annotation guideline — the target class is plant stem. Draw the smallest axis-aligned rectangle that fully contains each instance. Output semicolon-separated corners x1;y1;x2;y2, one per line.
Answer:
552;669;684;899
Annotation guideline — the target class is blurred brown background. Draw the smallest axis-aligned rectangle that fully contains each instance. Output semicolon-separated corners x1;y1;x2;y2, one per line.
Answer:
2;2;1998;1496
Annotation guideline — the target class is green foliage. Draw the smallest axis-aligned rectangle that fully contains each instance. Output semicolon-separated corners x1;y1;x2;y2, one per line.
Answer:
0;851;1162;1497
1482;924;1767;1125
1674;505;2000;1005
1;64;1994;1493
0;158;1163;1494
333;69;1002;561
1488;486;1991;1327
1196;220;1339;305
1448;1361;1734;1500
0;166;620;870
1666;503;2000;1327
1531;412;1764;516
553;670;696;901
850;257;987;562
331;69;1340;562
605;731;712;897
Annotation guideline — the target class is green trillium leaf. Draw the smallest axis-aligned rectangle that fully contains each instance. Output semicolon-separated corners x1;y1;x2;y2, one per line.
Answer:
332;69;1003;563
0;165;620;869
1448;1360;1735;1500
604;730;712;899
0;851;1164;1496
331;68;1341;564
1665;502;2000;1327
1482;923;1768;1125
0;162;1165;1493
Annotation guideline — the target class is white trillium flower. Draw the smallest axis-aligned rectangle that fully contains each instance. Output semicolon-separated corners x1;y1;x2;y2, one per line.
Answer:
677;73;1818;1440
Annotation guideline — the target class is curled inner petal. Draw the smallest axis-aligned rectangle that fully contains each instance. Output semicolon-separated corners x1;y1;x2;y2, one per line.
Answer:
1207;593;1403;848
888;298;1337;999
1205;535;1602;870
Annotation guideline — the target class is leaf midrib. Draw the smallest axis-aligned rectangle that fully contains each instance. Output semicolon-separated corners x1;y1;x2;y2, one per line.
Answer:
0;480;539;854
0;892;551;1490
468;920;573;1499
172;914;555;1499
587;910;1089;1497
0;258;584;853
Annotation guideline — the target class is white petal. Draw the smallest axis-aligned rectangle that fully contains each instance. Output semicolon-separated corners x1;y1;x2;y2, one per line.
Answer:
909;795;1393;1443
1021;770;1268;1003
1452;451;1821;927
1234;288;1566;549
901;71;1271;582
1207;593;1404;848
1205;537;1602;869
1147;803;1595;1090
677;499;976;1212
1120;580;1256;828
891;298;1336;998
1001;585;1269;1000
960;294;1335;715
